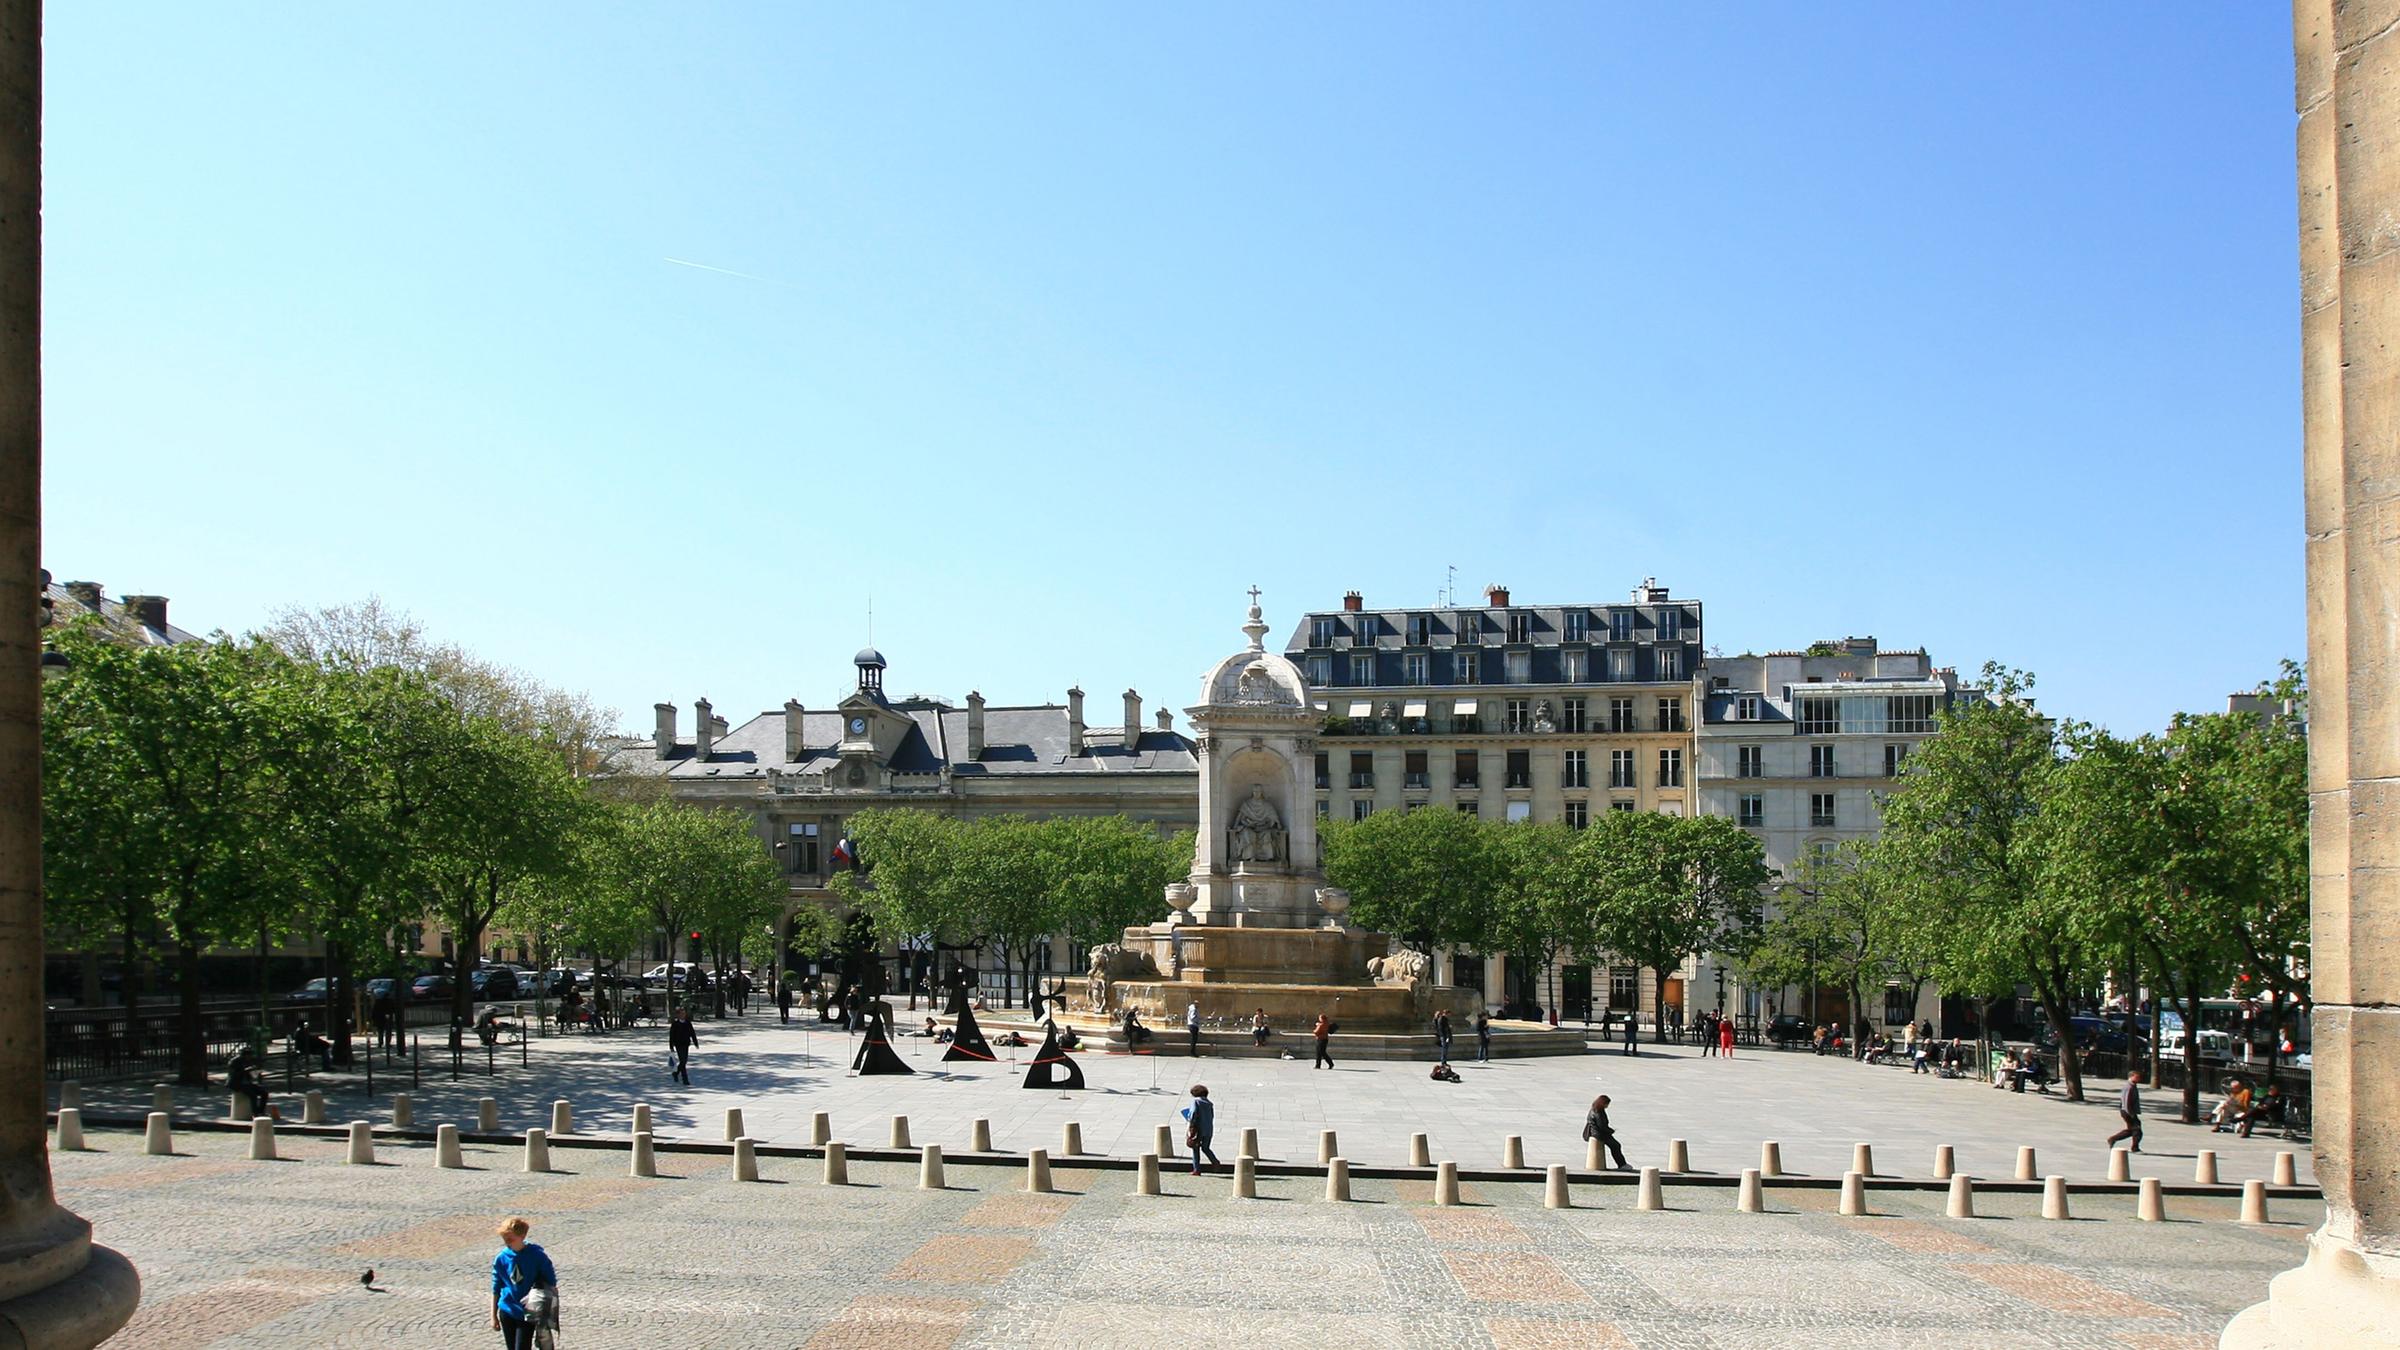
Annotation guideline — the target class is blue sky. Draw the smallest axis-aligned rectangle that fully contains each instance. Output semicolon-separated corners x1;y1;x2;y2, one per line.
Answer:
42;7;2298;734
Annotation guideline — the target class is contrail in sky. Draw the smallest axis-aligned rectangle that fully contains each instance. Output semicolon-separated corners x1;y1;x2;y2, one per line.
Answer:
664;256;781;285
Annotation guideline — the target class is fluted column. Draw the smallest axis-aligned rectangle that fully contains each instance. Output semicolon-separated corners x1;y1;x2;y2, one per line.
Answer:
0;3;138;1343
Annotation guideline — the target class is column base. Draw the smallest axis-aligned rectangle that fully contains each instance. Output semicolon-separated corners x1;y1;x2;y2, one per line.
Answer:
2223;1227;2400;1348
0;1241;138;1350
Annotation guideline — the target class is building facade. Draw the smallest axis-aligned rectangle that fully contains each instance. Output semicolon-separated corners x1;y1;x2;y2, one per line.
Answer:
1285;579;1703;1020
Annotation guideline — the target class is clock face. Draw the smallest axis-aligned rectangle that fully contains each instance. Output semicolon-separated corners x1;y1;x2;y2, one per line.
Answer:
849;717;867;735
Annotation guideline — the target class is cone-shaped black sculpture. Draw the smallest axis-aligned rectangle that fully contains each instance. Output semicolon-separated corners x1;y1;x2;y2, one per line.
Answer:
1021;1017;1085;1090
942;1002;995;1064
852;1003;914;1075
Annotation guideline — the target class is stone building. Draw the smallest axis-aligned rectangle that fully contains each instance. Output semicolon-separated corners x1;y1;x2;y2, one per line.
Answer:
598;648;1198;992
1283;579;1703;1020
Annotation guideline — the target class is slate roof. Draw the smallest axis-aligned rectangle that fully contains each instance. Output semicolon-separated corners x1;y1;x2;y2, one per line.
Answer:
42;579;202;646
602;702;1198;780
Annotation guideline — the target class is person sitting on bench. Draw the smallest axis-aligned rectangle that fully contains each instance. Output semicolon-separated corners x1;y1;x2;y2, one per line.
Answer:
475;1006;515;1047
290;1021;333;1071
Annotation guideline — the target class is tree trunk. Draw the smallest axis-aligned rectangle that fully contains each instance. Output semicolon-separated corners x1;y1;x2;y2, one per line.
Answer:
2037;988;2084;1101
2179;977;2204;1123
1650;966;1668;1046
175;940;207;1085
450;910;481;1033
332;940;355;1068
117;902;144;1055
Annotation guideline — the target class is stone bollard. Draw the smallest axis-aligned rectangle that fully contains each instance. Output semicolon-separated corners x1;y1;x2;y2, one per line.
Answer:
1239;1128;1260;1160
347;1121;376;1165
1435;1160;1461;1206
1234;1155;1257;1199
1503;1135;1525;1169
1026;1148;1052;1194
1544;1164;1570;1210
1637;1166;1664;1212
436;1123;464;1169
1155;1124;1176;1161
1947;1173;1975;1219
54;1108;83;1152
2240;1179;2269;1225
249;1116;277;1161
1137;1152;1161;1196
809;1110;829;1146
392;1093;412;1129
143;1111;172;1156
2014;1146;2037;1181
633;1103;652;1136
971;1118;992;1153
723;1108;745;1143
736;1137;760;1183
1325;1157;1352;1202
2041;1175;2070;1221
1839;1170;1866;1216
1586;1138;1603;1171
1851;1142;1874;1177
522;1127;550;1174
57;1082;80;1112
2139;1176;2165;1222
552;1100;574;1137
2274;1152;2297;1187
151;1084;173;1117
631;1131;656;1178
1934;1144;1955;1181
1760;1140;1783;1178
2108;1148;2130;1183
823;1141;848;1186
477;1098;498;1134
226;1094;246;1123
303;1090;326;1126
1061;1122;1083;1157
1409;1133;1431;1167
890;1115;912;1149
1667;1138;1690;1174
919;1143;945;1191
2195;1150;2220;1185
1318;1129;1338;1165
1738;1167;1765;1213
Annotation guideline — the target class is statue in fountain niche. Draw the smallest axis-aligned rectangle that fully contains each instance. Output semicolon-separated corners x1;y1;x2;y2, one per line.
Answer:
1227;784;1286;865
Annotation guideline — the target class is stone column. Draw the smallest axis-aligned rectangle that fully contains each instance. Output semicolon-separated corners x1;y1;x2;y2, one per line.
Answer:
0;3;139;1343
2225;6;2400;1344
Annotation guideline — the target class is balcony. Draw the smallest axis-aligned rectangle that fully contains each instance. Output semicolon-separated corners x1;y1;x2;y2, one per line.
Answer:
1454;775;1480;790
1314;774;1330;790
1349;773;1375;790
1404;773;1430;789
1505;774;1532;790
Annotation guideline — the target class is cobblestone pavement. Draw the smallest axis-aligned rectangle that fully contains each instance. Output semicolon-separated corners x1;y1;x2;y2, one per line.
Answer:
69;1015;2315;1189
59;1123;2307;1348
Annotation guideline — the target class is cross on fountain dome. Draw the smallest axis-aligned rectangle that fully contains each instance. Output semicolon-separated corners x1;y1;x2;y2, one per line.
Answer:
1242;585;1268;651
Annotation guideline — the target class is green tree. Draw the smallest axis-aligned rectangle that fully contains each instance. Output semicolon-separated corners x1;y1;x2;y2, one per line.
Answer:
1489;820;1582;1019
1572;812;1767;1044
1046;817;1189;954
1770;840;1912;1046
1321;807;1502;954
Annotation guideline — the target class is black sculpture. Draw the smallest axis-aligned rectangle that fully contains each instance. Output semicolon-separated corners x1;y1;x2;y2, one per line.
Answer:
851;1001;914;1076
1020;980;1084;1090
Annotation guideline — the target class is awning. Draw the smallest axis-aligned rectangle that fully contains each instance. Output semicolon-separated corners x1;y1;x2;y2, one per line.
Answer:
1402;699;1428;718
1452;698;1479;716
1347;701;1375;718
1312;700;1329;713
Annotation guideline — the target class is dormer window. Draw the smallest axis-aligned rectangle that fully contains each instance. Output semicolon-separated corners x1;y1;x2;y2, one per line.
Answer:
1407;613;1431;645
1508;612;1531;643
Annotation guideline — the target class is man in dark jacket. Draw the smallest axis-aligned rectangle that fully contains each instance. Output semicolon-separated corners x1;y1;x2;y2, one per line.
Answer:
668;1008;699;1085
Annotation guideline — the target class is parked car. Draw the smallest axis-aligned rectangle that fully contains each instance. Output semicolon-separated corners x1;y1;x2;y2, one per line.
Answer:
640;962;707;991
410;973;453;1001
469;967;519;1000
2161;1028;2236;1062
287;977;331;1004
1767;1014;1812;1048
363;977;404;1004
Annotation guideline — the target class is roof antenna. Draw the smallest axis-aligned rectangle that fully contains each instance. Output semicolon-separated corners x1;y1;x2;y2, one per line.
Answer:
1442;564;1457;608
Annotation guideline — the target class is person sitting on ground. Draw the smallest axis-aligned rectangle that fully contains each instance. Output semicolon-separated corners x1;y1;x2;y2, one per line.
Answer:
1429;1061;1461;1083
2213;1078;2253;1132
922;1017;940;1038
999;1029;1028;1048
1057;1023;1082;1052
1122;1008;1152;1047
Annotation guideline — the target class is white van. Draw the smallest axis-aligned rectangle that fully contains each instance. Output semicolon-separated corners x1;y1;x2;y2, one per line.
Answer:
2161;1028;2235;1062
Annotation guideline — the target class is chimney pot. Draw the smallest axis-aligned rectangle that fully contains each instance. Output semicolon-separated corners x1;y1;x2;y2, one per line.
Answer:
1342;591;1363;612
63;580;102;612
654;703;677;760
1123;689;1143;751
123;594;169;633
784;699;806;761
695;697;716;760
1066;687;1086;757
1485;585;1509;608
1155;707;1173;731
966;691;986;761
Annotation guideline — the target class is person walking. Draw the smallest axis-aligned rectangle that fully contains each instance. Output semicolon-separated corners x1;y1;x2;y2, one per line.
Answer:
1621;1013;1639;1056
1696;1011;1713;1057
1182;1084;1220;1174
2106;1068;2145;1153
1186;1001;1202;1058
1583;1094;1631;1171
489;1216;557;1350
1432;1009;1453;1065
1312;1011;1334;1069
777;978;794;1025
1718;1015;1736;1059
668;1006;699;1085
1474;1011;1492;1063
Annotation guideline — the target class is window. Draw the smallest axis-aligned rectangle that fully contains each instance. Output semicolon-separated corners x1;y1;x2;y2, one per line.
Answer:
1560;697;1587;733
1657;697;1686;733
1352;800;1373;822
1404;750;1429;789
1314;752;1329;790
1452;703;1482;734
1565;800;1589;829
1562;750;1589;788
1658;608;1682;640
1457;799;1479;815
1349;654;1376;685
1407;614;1431;645
1608;698;1637;733
1612;799;1637;812
1506;750;1532;789
1659;647;1683;680
1564;610;1589;641
787;822;820;875
1403;653;1428;684
1658;748;1684;787
1884;743;1908;777
1610;610;1632;642
1505;650;1531;683
1508;611;1531;643
1811;792;1837;827
1349;751;1374;790
1311;617;1337;646
1737;794;1763;827
1609;966;1639;1011
1505;800;1532;822
1454;750;1480;789
1317;798;1330;818
1888;694;1937;734
1608;649;1633;681
1306;656;1331;686
1797;697;1838;734
1454;651;1480;683
1884;986;1915;1026
1609;749;1636;788
1353;615;1377;642
1737;746;1763;779
1810;745;1836;778
1504;698;1531;733
1561;649;1587;682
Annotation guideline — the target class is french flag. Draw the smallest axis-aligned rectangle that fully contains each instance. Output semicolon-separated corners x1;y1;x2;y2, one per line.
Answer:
831;835;855;868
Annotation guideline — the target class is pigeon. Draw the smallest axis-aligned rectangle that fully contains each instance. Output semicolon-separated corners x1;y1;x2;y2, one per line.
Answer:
360;1268;377;1291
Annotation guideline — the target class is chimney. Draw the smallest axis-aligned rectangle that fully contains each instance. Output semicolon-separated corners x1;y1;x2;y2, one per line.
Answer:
1123;689;1142;749
695;697;716;760
1485;584;1510;608
654;703;676;759
1342;591;1363;612
1155;707;1173;732
63;580;102;611
123;594;168;632
966;691;986;761
1066;686;1085;756
784;699;806;760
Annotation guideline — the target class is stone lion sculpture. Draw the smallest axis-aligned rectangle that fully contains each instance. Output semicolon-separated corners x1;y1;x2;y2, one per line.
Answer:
1085;943;1159;1012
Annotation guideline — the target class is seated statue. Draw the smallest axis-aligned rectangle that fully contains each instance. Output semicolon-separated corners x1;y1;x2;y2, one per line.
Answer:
1227;784;1285;864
